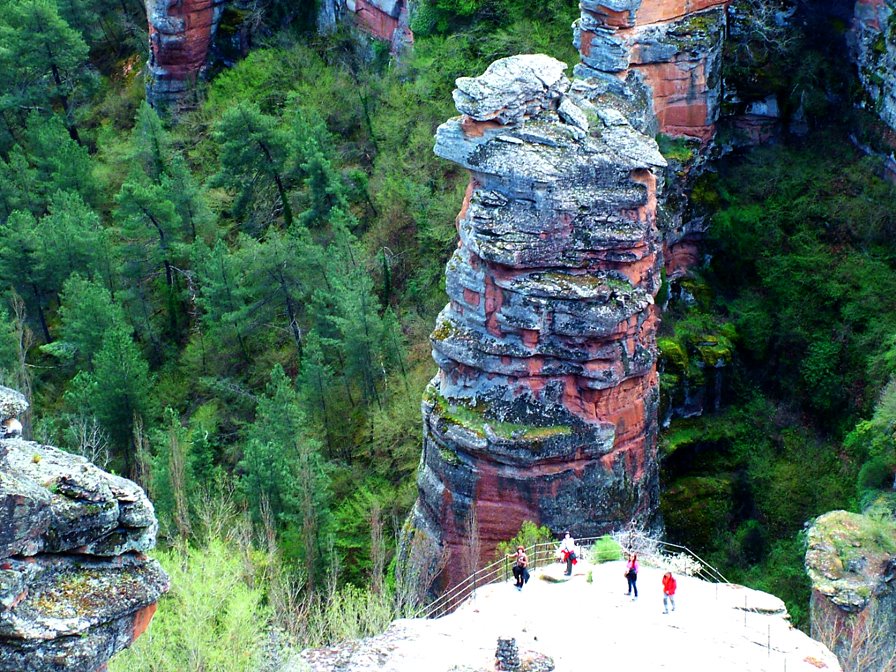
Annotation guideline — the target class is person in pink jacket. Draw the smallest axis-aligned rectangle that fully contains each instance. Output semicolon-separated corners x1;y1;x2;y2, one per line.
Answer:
624;552;639;600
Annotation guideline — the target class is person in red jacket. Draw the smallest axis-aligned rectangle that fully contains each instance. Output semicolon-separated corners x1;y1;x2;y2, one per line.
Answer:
662;572;677;614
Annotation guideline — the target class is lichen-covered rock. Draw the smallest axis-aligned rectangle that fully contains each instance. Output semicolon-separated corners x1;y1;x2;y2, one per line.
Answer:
410;55;666;587
806;509;896;670
0;386;27;423
850;0;896;132
453;55;570;124
0;391;167;672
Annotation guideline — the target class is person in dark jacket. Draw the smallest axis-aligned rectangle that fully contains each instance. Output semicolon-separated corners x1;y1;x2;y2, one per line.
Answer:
508;546;529;590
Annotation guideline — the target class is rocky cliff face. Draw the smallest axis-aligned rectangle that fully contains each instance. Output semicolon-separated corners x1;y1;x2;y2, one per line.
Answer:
573;0;728;142
145;0;227;109
0;387;168;671
318;0;413;49
806;509;896;671
410;54;666;583
851;0;896;132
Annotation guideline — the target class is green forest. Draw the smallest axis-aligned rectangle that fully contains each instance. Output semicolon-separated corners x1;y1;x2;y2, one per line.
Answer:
1;0;895;666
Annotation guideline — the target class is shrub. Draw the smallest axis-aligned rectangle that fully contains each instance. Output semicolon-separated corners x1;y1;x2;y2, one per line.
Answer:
589;535;623;563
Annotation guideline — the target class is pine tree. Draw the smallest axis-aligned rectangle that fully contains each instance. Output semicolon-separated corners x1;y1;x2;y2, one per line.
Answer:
239;365;330;588
57;274;127;368
213;102;293;230
0;0;90;143
67;323;152;477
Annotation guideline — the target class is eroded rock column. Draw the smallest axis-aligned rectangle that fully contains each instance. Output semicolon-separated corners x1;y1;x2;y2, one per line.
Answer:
411;55;666;583
0;386;168;671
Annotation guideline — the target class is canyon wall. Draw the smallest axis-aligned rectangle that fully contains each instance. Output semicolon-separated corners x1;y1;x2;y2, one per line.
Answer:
318;0;413;49
0;387;167;671
410;54;667;583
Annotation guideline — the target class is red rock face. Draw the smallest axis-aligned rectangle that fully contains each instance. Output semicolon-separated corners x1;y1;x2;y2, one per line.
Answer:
411;55;666;588
575;1;727;141
347;0;413;49
354;0;400;40
145;0;225;109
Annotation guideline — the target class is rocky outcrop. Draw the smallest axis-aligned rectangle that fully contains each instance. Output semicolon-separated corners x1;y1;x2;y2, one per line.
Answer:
145;0;227;109
851;0;896;132
410;54;666;585
806;509;896;671
0;387;168;671
573;0;728;142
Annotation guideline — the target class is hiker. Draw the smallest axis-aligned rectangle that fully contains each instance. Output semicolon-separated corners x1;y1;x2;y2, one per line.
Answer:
559;532;577;576
662;572;677;613
508;545;529;590
624;552;639;599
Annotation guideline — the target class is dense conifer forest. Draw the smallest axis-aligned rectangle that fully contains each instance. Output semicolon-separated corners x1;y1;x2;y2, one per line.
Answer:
1;0;895;666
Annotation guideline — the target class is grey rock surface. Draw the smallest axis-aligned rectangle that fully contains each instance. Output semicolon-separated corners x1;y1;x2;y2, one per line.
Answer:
0;387;27;423
0;390;168;672
453;55;571;124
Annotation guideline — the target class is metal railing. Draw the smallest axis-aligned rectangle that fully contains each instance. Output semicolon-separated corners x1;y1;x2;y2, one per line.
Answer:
416;532;726;620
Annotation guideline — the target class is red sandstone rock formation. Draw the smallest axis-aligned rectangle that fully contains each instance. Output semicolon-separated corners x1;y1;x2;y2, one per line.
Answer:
145;0;226;109
410;55;666;586
319;0;413;50
573;0;728;141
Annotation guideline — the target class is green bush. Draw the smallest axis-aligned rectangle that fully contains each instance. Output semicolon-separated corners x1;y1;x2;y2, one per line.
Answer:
109;540;269;672
495;520;555;558
589;535;622;563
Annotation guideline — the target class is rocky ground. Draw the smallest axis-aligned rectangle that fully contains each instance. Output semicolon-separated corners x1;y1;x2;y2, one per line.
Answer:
299;559;841;672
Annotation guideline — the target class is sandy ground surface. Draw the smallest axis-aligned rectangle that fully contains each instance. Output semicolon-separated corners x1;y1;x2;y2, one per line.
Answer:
299;559;841;672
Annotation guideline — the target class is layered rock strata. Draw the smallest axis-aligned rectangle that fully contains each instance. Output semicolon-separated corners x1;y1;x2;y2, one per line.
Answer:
411;55;666;584
0;387;168;672
573;0;728;142
851;0;896;132
145;0;227;109
806;509;896;672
